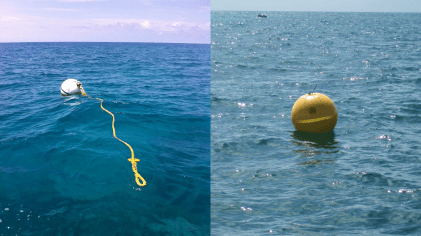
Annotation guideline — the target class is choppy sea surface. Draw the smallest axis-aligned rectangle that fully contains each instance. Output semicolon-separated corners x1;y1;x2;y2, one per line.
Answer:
211;11;421;235
0;42;210;235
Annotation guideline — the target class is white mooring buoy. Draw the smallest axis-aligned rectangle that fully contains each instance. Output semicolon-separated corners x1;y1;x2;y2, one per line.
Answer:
60;78;84;96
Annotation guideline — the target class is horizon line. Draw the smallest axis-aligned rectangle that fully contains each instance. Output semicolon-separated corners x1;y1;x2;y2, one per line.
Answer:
211;10;421;13
0;41;211;45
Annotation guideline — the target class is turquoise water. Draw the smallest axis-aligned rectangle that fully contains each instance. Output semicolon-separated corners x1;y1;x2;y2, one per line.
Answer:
0;42;210;235
211;11;421;235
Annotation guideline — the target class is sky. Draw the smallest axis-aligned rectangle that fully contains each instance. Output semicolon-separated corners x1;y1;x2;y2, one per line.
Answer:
212;0;421;13
0;0;210;43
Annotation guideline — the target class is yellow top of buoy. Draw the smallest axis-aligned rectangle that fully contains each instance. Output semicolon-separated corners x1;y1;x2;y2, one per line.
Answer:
291;92;338;133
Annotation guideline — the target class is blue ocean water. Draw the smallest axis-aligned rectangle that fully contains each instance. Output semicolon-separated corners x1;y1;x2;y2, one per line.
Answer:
211;11;421;235
0;42;210;235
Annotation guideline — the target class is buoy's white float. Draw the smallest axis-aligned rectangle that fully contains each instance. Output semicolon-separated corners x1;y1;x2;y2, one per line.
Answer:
291;92;338;133
60;79;86;96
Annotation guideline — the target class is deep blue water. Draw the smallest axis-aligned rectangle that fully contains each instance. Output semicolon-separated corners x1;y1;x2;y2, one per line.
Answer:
211;11;421;235
0;42;210;235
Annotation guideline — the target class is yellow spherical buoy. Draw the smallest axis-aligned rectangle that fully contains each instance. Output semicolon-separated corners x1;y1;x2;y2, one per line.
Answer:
291;92;338;133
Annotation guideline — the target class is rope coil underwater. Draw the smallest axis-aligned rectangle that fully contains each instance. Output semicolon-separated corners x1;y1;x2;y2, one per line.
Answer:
77;83;146;187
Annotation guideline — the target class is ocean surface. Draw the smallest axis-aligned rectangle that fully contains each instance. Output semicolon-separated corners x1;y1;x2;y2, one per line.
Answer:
0;42;210;235
211;11;421;235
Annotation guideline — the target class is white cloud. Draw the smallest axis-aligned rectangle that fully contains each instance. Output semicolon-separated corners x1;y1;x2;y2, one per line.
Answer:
0;16;21;22
73;18;209;32
59;0;104;2
44;8;77;11
139;0;152;6
0;4;21;22
142;21;150;28
0;13;209;43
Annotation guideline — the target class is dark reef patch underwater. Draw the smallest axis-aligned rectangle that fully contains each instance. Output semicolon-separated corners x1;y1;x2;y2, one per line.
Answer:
0;42;210;235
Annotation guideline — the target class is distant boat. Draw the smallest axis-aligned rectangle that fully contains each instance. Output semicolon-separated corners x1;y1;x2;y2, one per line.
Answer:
258;14;267;18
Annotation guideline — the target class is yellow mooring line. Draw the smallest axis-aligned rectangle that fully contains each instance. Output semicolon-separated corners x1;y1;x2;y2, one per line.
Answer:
80;86;146;187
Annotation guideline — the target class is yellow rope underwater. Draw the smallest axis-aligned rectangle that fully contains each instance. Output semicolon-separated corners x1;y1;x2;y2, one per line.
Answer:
80;87;146;187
